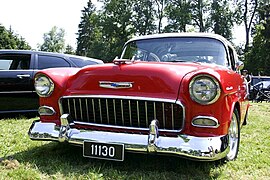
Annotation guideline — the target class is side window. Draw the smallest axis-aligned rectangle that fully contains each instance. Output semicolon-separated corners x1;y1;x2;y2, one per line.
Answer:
228;47;236;71
0;54;31;70
38;55;71;69
69;57;97;67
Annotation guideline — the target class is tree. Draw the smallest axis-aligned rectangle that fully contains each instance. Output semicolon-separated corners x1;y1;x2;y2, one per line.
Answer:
0;24;31;50
39;26;65;53
76;0;100;57
190;0;211;32
132;0;156;35
236;0;259;52
65;44;75;55
245;3;270;75
209;0;236;40
154;0;168;33
164;0;192;32
77;0;136;61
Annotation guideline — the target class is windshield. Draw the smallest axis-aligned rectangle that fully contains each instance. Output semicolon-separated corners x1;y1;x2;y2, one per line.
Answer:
121;37;228;66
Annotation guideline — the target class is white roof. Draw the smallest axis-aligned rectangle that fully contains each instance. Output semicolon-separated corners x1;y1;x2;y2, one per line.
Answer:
125;33;232;47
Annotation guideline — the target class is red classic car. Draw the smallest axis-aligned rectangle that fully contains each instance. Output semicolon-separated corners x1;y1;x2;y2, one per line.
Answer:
29;33;249;161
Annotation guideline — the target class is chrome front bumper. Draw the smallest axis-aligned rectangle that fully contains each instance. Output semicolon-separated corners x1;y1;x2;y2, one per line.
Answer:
28;114;229;161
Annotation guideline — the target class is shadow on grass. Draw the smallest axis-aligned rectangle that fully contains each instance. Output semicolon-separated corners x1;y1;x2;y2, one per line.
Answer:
8;142;223;179
0;112;38;120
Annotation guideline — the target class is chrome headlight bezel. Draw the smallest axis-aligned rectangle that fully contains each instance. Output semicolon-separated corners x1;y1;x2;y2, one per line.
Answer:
189;75;221;105
34;74;54;97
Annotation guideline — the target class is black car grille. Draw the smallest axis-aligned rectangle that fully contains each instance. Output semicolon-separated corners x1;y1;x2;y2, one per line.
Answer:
60;96;184;131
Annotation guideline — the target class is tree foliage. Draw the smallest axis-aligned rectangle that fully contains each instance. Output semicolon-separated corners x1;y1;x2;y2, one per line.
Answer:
236;0;259;52
39;26;65;53
164;0;192;32
76;0;260;66
245;3;270;75
0;24;31;50
132;0;156;35
209;0;235;40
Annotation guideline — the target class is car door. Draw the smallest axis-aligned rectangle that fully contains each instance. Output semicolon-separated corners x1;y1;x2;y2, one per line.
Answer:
0;53;38;113
228;47;248;121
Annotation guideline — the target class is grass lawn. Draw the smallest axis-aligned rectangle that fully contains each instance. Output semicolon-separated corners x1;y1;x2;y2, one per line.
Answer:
0;102;269;180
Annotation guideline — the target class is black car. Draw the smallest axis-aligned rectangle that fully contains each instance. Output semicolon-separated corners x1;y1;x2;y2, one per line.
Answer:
250;80;270;102
0;50;103;115
249;76;270;101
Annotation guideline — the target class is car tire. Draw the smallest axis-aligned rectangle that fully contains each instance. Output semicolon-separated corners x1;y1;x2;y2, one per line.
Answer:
226;108;240;161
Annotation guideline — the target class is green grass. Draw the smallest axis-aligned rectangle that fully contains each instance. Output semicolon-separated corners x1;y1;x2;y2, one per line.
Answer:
0;102;269;180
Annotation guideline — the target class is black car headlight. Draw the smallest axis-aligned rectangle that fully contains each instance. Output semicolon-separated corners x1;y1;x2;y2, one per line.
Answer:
189;75;221;105
34;74;54;97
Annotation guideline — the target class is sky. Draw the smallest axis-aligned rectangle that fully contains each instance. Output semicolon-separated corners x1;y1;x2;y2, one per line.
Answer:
0;0;96;49
0;0;245;50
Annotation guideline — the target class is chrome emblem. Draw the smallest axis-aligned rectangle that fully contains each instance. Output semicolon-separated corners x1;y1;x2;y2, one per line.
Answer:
99;81;133;89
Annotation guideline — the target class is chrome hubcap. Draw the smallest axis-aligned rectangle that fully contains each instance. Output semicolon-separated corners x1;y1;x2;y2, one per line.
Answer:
227;112;239;160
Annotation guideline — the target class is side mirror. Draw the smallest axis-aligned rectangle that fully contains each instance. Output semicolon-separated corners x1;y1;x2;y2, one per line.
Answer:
236;60;244;71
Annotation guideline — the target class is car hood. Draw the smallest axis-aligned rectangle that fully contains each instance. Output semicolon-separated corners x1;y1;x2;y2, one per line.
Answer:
65;62;206;100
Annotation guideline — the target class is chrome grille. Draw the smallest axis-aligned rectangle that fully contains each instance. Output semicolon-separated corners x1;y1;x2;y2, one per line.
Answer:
60;96;184;131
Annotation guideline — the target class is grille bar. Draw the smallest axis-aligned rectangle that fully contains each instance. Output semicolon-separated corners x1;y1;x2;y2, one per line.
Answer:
60;97;184;131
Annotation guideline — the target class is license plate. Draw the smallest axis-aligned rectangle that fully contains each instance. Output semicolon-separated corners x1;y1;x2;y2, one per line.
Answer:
83;141;124;161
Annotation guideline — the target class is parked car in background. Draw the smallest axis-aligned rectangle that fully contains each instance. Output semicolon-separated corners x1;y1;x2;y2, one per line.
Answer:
250;80;270;102
0;50;103;115
249;76;270;102
29;33;249;162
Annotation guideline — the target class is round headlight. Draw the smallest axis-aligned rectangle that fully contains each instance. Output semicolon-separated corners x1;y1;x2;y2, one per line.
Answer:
35;74;54;97
189;75;221;105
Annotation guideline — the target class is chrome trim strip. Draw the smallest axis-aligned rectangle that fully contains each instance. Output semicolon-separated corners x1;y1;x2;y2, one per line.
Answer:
85;99;90;122
153;102;156;119
113;99;116;125
191;116;220;128
92;99;96;123
60;95;177;103
29;120;229;161
98;99;102;123
226;86;233;91
129;100;132;126
106;99;109;124
145;101;148;126
121;100;124;125
137;101;140;127
171;104;174;130
73;99;77;120
73;121;179;133
162;103;165;128
79;99;83;120
0;91;33;94
67;99;71;115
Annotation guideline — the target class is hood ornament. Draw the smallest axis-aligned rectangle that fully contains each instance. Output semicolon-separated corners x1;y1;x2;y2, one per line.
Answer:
99;81;133;89
113;57;135;65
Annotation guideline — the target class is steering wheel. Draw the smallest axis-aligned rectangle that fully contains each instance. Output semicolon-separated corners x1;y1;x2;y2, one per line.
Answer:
148;53;160;62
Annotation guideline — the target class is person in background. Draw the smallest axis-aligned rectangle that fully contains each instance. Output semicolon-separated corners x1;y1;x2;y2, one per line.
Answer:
242;69;252;98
